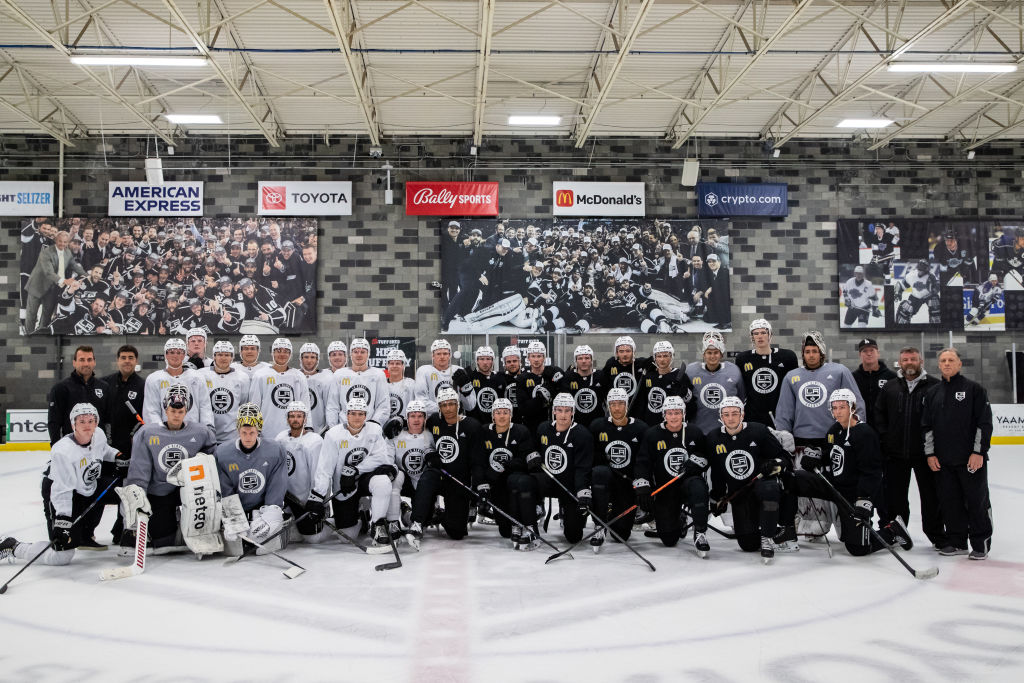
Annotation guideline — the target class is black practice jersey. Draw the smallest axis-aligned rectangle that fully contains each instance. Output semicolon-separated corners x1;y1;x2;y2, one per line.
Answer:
632;367;695;426
824;421;883;502
535;421;594;496
467;371;508;425
559;370;608;427
706;421;789;499
475;423;536;484
735;348;799;426
426;414;484;482
515;366;565;431
636;423;710;487
589;417;648;477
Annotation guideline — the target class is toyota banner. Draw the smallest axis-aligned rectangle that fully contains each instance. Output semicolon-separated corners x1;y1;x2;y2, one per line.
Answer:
696;182;788;217
258;181;352;216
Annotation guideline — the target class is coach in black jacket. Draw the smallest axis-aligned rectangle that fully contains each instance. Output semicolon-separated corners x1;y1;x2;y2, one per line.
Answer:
873;346;943;548
47;345;109;445
921;348;993;559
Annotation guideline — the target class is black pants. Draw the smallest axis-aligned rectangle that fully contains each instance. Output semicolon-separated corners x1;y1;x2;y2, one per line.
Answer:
116;490;179;548
591;465;636;540
486;479;516;539
935;463;992;552
331;474;382;530
41;476;103;548
285;496;323;536
730;477;783;552
529;473;585;544
410;468;470;540
791;471;885;556
652;475;708;547
881;456;946;547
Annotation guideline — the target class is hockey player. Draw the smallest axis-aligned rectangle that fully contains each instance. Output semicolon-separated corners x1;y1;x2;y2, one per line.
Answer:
528;393;594;545
894;260;940;325
199;340;251;443
633;341;694;427
515;340;565;433
589;388;648;551
706;397;791;563
842;265;880;327
414;339;476;415
299;342;329;432
966;274;1003;325
559;344;608;428
931;230;976;285
216;403;290;555
601;336;650;407
385;349;418;420
184;327;213;370
407;388;483;542
123;384;216;553
736;319;799;427
634;395;712;557
991;228;1024;288
467;346;508;425
231;334;269;379
326;340;348;371
2;404;121;566
389;400;434;546
306;398;398;551
501;346;523;408
686;333;745;434
249;338;311;439
142;338;214;429
326;338;390;427
787;389;909;556
274;400;329;543
474;398;538;548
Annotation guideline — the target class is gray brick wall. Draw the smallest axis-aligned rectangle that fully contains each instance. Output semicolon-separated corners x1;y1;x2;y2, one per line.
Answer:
1;135;1019;418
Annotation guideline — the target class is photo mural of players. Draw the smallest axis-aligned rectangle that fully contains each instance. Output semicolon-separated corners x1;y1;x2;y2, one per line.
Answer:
440;218;732;334
16;215;318;336
837;218;1023;332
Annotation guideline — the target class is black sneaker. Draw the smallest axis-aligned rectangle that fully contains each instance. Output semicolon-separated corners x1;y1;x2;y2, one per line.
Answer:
939;545;969;556
885;516;914;551
77;537;108;551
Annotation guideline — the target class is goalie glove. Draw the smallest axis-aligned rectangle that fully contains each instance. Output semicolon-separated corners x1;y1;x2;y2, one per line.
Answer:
768;428;795;454
220;494;249;542
248;505;284;545
116;484;152;531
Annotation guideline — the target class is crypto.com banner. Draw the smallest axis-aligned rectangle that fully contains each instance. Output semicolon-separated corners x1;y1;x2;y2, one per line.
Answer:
696;182;788;217
405;181;499;216
258;181;352;216
552;182;645;216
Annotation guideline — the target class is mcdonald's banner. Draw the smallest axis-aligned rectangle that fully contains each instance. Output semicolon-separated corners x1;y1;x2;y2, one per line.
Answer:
552;182;645;216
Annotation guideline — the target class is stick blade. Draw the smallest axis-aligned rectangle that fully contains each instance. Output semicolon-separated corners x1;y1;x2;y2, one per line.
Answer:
914;566;940;580
282;566;305;579
99;566;139;581
374;561;402;572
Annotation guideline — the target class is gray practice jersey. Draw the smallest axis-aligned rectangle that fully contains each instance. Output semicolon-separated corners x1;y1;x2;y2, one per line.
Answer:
142;367;215;427
388;377;417;419
231;361;270;380
47;431;118;517
326;366;391;427
312;421;390;499
127;421;218;497
199;366;251;443
215;437;288;512
775;362;866;439
274;428;323;504
249;366;310;440
685;361;746;434
305;371;331;432
389;429;434;488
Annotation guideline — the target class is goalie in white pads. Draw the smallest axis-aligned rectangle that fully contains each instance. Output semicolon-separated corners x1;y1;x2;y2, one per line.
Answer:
274;400;330;543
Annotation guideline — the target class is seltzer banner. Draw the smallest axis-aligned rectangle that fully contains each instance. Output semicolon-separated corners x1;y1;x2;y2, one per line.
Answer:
0;181;54;216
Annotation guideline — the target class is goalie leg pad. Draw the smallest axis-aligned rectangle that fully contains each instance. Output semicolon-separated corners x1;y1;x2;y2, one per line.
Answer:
221;493;249;542
172;453;223;555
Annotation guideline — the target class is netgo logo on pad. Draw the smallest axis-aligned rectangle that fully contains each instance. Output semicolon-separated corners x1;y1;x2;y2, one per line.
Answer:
261;186;286;211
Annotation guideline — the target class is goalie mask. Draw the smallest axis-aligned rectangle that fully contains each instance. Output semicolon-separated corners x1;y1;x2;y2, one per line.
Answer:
163;383;190;410
236;402;264;431
802;330;828;361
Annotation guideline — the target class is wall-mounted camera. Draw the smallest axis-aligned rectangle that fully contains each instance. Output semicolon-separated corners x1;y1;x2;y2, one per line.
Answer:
369;145;383;158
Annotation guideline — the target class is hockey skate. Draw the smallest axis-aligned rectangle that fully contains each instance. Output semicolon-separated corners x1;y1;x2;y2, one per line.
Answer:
512;527;539;552
772;525;800;553
406;522;423;550
590;528;606;553
883;516;914;551
693;530;710;559
760;536;775;565
367;520;393;555
1;536;17;564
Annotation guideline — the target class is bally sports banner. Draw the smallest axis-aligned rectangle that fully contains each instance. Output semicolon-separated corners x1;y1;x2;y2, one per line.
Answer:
108;181;203;216
258;181;352;216
406;181;499;216
696;182;788;217
0;181;54;216
553;182;645;216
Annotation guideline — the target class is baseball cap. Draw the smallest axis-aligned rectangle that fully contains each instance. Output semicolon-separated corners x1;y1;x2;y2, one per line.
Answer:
856;338;878;351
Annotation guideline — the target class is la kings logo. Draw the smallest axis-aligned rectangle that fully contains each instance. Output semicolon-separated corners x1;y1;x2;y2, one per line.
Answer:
726;450;755;479
606;440;632;468
647;387;666;413
210;387;235;415
505;384;518;406
575;388;598;414
545;445;568;474
829;444;846;476
664;447;689;476
390;394;404;418
345;446;368;467
239;468;266;494
347;384;371;404
285;450;296;476
489;447;513;473
477;387;498;413
402;448;425;475
752;368;778;394
270;383;295;409
799;381;827;408
613;372;637;397
158;444;188;472
436;436;460;464
308;387;320;411
82;460;102;487
699;383;726;409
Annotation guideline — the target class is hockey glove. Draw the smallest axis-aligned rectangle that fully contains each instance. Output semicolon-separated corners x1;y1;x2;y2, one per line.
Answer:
476;484;493;517
338;465;358;494
423;449;441;469
853;499;873;523
577;489;591;518
506;455;529;474
710;498;727;517
452;368;473;395
371;464;398;482
526;452;543;474
114;451;131;476
52;515;74;551
760;458;785;477
800;448;823;472
633;479;652;513
872;306;881;318
682;455;708;478
303;496;327;525
382;416;405;440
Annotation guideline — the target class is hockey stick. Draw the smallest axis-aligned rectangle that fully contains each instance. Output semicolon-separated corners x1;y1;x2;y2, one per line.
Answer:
814;471;938;580
804;495;834;558
99;512;148;581
125;400;145;438
374;532;403;572
438;467;569;557
540;467;656;572
237;534;306;579
1;478;120;594
323;519;369;552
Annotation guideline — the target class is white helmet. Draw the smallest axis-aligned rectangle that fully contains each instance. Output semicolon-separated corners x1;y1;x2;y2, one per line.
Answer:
272;337;292;352
70;402;99;424
239;334;260;349
829;388;857;410
606;388;629;404
614;335;636;352
475;346;495;359
574;344;594;358
702;335;725;354
749;318;772;337
387;349;408;363
406;400;429;415
350;337;370;351
552;392;576;409
164;338;186;353
286;400;309;418
492;398;513;413
299;342;320;357
327;340;347;354
186;327;207;341
526;340;546;355
803;330;828;360
437;387;460;404
663;395;686;412
719;396;745;415
501;345;521;360
346;398;369;413
652;340;674;355
212;340;234;355
431;339;452;353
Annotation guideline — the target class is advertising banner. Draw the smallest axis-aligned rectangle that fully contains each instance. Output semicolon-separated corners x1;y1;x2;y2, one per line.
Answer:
258;181;352;216
108;182;203;216
552;182;645;216
992;404;1024;446
406;181;499;216
696;182;788;217
5;409;48;443
368;336;417;370
0;181;54;216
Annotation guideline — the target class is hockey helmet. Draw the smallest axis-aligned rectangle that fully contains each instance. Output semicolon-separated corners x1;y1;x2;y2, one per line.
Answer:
327;340;347;354
989;273;999;284
406;400;429;415
431;339;452;353
164;338;186;353
286;400;309;419
492;398;514;414
350;338;370;351
236;402;264;431
574;344;594;358
802;330;828;359
70;402;99;425
501;345;521;360
916;259;930;273
299;342;320;357
387;349;408;363
719;396;745;416
652;340;674;356
662;395;686;413
614;335;636;352
606;388;629;404
163;383;191;410
829;388;857;411
239;334;261;349
346;398;369;413
552;393;576;410
526;340;546;355
272;337;293;352
436;387;460;405
749;318;772;338
475;346;495;359
212;340;234;355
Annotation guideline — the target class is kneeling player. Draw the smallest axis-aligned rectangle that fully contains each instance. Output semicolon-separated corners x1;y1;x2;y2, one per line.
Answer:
2;404;121;566
706;397;790;563
389;400;434;547
476;398;538;549
635;396;712;557
274;400;329;543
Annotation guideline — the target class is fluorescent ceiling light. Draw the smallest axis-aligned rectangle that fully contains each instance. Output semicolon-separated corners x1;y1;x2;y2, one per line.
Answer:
888;62;1017;73
508;115;561;126
70;55;208;67
164;114;222;124
836;118;893;128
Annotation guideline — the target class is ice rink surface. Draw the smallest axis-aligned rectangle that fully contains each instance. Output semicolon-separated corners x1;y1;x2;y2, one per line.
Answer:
1;447;1022;683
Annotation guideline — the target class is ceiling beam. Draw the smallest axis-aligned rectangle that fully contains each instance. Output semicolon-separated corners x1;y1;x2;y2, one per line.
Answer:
0;94;76;145
574;0;655;148
324;0;381;145
473;0;495;145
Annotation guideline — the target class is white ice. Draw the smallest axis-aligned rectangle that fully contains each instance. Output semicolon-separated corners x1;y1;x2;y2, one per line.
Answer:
2;448;1023;682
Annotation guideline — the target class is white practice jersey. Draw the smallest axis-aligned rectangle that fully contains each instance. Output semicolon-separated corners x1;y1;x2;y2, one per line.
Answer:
143;367;215;427
231;360;270;380
389;430;434;488
305;371;331;432
899;269;939;301
388;377;418;419
47;431;118;517
199;366;251;443
414;364;477;414
275;428;324;505
249;366;310;440
843;277;876;309
326;366;390;427
312;421;390;499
